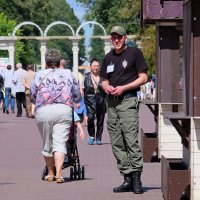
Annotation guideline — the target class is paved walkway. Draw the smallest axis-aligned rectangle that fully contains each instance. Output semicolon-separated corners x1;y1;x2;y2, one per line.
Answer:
0;104;163;200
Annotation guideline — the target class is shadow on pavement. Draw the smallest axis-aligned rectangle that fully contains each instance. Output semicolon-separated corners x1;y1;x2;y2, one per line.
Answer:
143;186;161;192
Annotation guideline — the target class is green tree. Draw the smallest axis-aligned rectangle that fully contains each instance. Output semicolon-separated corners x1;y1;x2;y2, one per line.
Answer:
89;26;104;63
0;12;16;35
45;0;85;67
140;25;156;76
76;0;156;76
0;12;25;64
75;0;141;34
0;0;85;67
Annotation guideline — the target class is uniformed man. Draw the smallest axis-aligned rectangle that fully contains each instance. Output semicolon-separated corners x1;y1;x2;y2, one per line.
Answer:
100;26;148;194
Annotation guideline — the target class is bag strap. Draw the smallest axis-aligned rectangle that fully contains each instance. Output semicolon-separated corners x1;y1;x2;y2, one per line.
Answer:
38;69;54;90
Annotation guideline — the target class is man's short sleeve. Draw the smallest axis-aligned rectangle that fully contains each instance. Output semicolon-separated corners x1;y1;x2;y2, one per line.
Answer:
135;49;148;72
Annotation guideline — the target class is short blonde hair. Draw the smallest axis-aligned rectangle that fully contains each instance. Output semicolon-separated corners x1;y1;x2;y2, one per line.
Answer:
16;63;22;68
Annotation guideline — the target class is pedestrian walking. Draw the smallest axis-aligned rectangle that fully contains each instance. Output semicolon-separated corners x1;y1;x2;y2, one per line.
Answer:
23;64;36;118
13;63;28;117
59;59;67;69
100;25;148;194
0;73;4;111
30;49;81;183
3;65;15;114
82;58;107;145
77;71;88;126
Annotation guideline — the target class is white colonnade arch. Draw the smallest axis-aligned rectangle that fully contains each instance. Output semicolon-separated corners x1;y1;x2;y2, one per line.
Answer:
72;21;111;77
76;21;111;55
42;21;75;68
0;21;112;75
44;21;75;36
0;22;43;70
76;21;107;36
12;21;44;36
11;22;44;70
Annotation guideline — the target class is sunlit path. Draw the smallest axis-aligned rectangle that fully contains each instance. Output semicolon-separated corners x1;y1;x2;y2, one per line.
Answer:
0;104;163;200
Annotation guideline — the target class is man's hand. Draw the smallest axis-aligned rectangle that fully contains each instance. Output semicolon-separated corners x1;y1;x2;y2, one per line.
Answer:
102;80;114;94
106;85;115;94
111;86;125;96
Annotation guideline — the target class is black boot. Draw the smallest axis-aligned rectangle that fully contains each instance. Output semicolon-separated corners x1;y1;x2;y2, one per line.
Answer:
113;175;132;193
132;171;143;194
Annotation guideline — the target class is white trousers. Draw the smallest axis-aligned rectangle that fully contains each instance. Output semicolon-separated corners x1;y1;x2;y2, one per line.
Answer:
36;104;72;157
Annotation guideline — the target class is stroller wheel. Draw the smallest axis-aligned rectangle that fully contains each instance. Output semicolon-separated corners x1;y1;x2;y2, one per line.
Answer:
78;166;81;180
41;167;47;180
73;166;77;179
70;167;73;180
81;166;85;179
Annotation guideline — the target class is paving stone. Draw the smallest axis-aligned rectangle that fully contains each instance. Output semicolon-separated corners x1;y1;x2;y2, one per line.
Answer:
0;104;163;200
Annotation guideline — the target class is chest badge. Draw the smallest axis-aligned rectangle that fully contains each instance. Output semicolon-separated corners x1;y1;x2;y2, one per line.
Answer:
122;60;128;68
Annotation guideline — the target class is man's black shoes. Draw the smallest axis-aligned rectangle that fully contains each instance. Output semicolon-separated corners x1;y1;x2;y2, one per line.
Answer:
113;172;143;194
132;171;143;194
113;175;132;193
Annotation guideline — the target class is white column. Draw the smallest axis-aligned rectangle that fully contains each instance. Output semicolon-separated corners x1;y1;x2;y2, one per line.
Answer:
104;40;112;54
71;38;80;79
40;40;47;70
101;36;112;55
0;37;17;71
8;43;15;71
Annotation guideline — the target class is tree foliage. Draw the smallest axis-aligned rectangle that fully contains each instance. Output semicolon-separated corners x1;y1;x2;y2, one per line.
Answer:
141;25;156;76
89;26;104;63
0;12;25;64
0;12;16;35
0;0;85;67
76;0;156;76
76;0;141;34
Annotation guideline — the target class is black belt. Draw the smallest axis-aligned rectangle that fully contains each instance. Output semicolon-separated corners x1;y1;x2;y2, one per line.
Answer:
108;93;137;101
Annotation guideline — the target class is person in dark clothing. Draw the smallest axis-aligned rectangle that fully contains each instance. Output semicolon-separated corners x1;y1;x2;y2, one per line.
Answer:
100;26;148;194
0;74;4;111
82;58;107;145
12;63;27;117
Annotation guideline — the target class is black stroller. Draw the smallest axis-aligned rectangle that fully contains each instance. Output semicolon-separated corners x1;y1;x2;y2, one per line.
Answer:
41;110;85;181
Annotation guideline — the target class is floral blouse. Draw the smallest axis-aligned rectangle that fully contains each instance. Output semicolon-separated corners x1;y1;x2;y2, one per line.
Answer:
30;68;81;110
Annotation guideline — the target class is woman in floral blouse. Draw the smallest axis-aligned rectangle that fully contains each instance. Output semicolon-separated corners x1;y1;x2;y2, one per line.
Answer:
31;49;81;183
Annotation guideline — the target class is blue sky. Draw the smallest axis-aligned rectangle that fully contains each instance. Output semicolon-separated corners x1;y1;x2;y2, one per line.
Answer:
66;0;93;48
66;0;85;22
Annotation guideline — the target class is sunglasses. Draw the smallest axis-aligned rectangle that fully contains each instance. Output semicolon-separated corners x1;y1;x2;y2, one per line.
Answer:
111;35;124;41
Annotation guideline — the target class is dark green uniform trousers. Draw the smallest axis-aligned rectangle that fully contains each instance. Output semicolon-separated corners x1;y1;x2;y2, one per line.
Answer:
107;97;143;175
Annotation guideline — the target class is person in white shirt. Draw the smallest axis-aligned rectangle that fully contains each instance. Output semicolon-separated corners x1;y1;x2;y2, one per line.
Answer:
13;63;28;117
3;65;15;114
